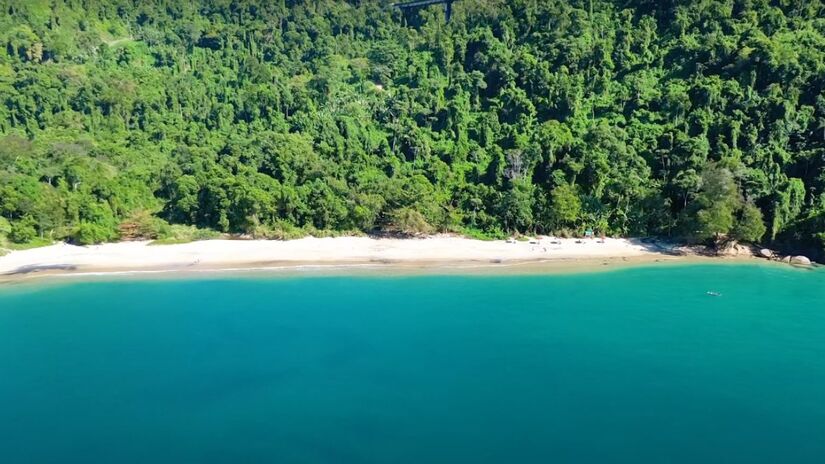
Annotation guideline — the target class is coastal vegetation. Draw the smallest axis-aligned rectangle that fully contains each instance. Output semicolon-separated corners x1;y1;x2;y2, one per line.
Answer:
1;0;824;257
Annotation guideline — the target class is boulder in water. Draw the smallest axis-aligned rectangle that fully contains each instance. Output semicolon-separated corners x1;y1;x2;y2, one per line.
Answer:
790;255;812;266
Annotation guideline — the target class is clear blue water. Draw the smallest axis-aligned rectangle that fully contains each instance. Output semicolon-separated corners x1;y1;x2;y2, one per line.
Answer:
1;264;824;463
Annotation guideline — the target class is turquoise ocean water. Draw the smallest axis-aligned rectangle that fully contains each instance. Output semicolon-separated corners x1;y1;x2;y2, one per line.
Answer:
1;264;824;463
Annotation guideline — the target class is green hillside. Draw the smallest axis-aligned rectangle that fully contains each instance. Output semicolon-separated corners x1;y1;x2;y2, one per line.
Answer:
1;0;824;256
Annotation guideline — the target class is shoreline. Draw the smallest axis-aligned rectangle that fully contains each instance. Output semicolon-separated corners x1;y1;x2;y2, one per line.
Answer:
0;235;786;284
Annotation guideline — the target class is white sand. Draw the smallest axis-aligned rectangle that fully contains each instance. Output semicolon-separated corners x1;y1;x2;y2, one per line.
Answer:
0;235;661;278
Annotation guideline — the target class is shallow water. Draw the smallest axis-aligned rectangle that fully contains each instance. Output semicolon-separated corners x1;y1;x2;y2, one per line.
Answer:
1;265;824;463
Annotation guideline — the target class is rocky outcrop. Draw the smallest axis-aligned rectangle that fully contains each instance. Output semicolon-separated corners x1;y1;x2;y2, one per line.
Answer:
758;248;774;259
717;241;754;257
790;255;812;266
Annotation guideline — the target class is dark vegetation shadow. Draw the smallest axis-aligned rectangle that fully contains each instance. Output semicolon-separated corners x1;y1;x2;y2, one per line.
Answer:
627;238;723;257
629;238;684;256
4;264;78;276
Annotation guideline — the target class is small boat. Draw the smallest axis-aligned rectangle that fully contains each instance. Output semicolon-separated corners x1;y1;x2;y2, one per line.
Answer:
706;291;722;297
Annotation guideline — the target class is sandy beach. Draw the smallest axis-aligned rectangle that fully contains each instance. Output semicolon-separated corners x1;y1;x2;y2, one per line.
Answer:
0;235;696;280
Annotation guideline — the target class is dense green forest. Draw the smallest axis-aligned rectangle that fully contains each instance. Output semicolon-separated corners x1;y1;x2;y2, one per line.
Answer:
1;0;824;256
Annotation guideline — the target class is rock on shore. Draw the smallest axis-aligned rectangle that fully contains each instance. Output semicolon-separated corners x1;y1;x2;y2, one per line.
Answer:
790;255;812;266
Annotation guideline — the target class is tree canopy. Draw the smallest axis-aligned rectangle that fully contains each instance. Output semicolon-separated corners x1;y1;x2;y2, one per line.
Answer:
1;0;824;256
